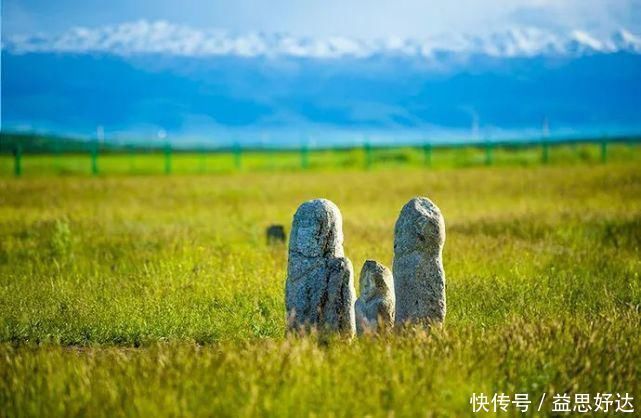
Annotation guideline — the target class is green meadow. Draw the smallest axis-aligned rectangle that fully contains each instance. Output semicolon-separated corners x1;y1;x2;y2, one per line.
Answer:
1;152;640;416
1;141;639;176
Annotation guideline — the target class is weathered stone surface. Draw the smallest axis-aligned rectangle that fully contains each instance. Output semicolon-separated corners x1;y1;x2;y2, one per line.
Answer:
285;199;356;335
266;224;286;245
393;197;446;326
355;260;395;335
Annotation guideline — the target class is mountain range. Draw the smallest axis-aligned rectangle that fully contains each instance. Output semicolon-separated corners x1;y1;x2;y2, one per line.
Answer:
2;21;641;146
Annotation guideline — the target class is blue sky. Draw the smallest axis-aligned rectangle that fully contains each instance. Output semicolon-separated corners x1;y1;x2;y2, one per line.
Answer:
4;0;641;39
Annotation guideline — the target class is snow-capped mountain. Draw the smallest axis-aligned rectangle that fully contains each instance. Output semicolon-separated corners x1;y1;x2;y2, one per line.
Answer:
4;20;641;58
2;21;641;144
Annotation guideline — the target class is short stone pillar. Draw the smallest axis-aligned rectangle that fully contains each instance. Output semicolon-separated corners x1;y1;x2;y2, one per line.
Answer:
285;199;356;336
393;197;446;326
355;260;395;335
266;224;286;245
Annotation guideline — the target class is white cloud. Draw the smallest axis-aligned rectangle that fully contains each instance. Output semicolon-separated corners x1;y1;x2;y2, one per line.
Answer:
4;0;641;42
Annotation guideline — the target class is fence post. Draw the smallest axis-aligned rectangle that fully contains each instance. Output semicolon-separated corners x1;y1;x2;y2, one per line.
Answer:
14;143;22;177
541;140;549;164
423;143;432;167
364;141;372;170
301;143;309;170
164;142;172;174
600;140;608;164
233;142;242;170
91;140;99;175
485;141;493;166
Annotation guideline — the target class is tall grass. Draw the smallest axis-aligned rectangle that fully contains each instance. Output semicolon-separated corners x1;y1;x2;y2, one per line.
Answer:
1;161;640;416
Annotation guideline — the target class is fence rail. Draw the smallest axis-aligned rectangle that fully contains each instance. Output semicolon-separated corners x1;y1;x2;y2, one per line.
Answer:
1;134;640;176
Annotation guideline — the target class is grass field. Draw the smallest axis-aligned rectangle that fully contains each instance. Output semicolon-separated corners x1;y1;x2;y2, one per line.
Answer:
1;157;640;416
1;141;639;176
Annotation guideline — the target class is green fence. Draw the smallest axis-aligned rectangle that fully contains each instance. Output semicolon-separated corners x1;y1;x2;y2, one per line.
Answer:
1;133;640;177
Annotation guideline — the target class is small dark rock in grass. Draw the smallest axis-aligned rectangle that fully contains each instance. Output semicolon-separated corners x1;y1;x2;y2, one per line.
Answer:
266;224;286;245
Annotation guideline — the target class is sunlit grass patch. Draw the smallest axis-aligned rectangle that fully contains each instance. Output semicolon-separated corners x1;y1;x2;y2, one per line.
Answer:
0;161;640;416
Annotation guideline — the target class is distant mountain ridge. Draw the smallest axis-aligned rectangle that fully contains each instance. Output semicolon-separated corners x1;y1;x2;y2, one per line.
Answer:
4;20;641;58
2;21;641;145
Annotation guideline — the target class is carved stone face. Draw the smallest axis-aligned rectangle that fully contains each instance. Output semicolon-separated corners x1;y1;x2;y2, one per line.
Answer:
360;268;376;297
289;199;344;258
394;197;445;257
359;260;393;301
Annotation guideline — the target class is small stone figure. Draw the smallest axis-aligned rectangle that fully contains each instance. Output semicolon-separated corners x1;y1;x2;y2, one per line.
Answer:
393;196;446;326
285;199;356;336
355;260;395;335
